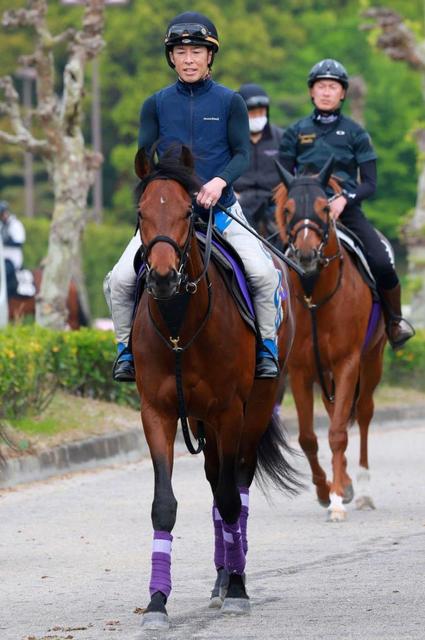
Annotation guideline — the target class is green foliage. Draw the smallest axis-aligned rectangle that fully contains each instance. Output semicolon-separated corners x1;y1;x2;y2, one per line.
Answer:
382;329;425;389
0;326;139;420
0;0;424;244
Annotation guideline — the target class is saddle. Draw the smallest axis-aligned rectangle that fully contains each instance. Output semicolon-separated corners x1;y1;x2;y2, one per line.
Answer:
336;223;382;302
132;225;284;338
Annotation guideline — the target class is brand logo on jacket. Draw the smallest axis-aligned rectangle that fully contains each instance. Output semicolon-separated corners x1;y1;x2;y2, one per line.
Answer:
336;130;346;135
203;117;220;121
298;133;316;144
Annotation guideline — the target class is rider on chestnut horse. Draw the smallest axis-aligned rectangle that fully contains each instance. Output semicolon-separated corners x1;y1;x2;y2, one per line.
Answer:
108;12;282;382
279;58;414;350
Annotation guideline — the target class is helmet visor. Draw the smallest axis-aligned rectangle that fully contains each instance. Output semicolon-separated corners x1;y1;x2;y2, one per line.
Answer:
245;95;269;109
165;23;218;48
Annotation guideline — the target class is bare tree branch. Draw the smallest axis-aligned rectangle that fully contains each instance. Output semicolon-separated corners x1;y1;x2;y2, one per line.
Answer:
362;8;425;71
0;75;49;154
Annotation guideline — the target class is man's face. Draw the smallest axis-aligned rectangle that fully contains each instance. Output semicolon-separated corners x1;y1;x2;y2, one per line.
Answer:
310;79;345;111
170;45;212;83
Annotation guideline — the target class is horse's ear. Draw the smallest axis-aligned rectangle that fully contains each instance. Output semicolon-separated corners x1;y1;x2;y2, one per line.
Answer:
134;148;150;179
318;155;334;188
179;145;194;170
274;160;294;190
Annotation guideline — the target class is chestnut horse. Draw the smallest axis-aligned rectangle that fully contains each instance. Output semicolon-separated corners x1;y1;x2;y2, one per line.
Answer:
131;146;300;630
274;159;386;522
8;268;87;329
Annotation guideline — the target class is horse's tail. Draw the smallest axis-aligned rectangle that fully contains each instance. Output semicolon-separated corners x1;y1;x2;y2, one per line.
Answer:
255;410;305;495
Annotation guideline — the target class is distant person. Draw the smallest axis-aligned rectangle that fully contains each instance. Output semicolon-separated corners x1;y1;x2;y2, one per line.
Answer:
234;83;283;240
279;58;414;350
0;200;25;297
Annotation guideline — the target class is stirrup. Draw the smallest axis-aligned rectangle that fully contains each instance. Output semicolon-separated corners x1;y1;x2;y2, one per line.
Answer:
387;317;415;350
255;355;280;379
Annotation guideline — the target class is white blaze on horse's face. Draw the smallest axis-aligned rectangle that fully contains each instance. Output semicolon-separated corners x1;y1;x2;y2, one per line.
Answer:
160;196;166;205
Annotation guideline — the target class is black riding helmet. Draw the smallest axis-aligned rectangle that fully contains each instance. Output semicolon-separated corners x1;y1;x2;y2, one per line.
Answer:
307;59;349;90
164;12;219;69
238;83;270;111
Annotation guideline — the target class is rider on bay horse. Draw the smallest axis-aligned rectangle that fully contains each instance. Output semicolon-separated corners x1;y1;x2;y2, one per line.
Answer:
279;58;414;350
109;12;282;381
0;200;26;298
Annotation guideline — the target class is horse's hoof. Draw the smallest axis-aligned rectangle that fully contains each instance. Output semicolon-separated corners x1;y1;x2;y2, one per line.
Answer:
209;567;229;607
220;597;251;615
318;497;330;508
327;508;347;523
343;483;354;504
209;595;223;609
355;495;376;511
141;611;170;630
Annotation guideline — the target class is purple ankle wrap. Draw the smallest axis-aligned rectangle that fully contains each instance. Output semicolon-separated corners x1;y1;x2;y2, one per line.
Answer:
212;504;225;570
239;486;249;556
149;530;172;598
222;521;245;574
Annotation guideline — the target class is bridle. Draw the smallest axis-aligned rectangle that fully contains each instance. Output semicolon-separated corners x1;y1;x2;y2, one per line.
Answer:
285;180;341;270
138;189;215;456
284;179;345;405
140;198;214;297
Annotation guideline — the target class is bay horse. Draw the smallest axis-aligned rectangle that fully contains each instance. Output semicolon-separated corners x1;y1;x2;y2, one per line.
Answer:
8;268;87;329
131;145;300;630
274;158;386;522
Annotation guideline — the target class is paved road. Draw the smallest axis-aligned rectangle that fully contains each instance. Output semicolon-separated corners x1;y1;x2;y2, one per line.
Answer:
2;417;425;640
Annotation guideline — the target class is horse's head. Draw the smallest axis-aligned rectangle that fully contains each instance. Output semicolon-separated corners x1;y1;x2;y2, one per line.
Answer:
135;144;201;299
274;157;340;276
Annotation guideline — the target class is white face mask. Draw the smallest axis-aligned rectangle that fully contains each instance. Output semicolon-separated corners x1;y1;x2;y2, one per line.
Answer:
249;116;267;133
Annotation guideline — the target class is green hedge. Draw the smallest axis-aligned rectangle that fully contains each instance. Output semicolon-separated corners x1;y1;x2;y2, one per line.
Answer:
0;326;139;420
23;218;134;319
1;326;424;423
382;328;425;389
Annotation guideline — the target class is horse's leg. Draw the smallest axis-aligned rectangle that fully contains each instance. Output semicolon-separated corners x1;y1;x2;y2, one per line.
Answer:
203;433;230;608
327;358;361;522
355;338;385;511
141;408;178;630
292;371;330;506
214;408;250;615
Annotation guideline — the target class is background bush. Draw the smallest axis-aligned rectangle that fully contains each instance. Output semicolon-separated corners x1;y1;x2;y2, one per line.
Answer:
0;326;139;420
0;326;424;423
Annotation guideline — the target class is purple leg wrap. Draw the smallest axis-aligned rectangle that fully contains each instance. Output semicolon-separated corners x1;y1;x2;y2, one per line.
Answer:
149;530;172;598
222;521;246;575
212;503;225;570
239;486;249;556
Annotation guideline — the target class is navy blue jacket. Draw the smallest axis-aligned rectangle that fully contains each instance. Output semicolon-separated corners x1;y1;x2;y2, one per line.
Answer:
138;78;250;211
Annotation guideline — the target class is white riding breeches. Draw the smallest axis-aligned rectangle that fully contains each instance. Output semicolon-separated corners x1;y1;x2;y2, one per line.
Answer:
108;201;281;349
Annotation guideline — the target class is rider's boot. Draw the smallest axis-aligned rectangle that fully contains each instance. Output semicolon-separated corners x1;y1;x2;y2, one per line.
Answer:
379;284;415;350
112;342;136;382
255;338;280;379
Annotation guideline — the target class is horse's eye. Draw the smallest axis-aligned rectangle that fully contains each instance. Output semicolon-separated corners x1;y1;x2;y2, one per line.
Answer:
323;206;330;215
185;208;192;219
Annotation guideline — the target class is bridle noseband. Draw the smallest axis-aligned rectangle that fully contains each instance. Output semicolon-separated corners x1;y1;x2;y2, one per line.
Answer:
141;210;195;295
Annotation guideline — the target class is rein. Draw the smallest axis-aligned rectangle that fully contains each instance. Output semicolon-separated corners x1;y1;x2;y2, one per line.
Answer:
143;205;215;455
284;192;344;405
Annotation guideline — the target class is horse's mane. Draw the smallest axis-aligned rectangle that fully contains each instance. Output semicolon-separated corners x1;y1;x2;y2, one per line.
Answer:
273;173;342;237
135;143;201;204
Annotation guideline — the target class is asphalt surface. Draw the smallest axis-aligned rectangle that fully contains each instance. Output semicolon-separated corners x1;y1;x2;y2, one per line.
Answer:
1;416;425;640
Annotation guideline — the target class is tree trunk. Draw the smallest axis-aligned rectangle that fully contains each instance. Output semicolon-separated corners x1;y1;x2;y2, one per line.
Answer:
36;135;90;329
